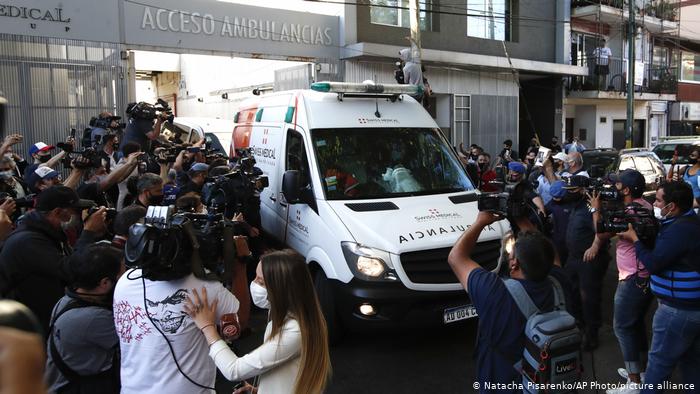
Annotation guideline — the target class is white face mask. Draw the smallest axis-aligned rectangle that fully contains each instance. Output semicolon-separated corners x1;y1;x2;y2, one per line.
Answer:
654;203;671;221
249;281;271;310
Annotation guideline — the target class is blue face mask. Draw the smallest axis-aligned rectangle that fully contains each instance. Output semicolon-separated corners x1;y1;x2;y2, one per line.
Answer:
0;171;13;180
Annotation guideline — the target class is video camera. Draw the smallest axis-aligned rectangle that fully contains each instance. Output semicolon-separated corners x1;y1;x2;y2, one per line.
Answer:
584;177;621;202
477;182;531;218
0;192;36;209
125;206;241;282
89;115;125;130
126;98;174;124
202;148;268;220
597;204;658;247
56;129;103;169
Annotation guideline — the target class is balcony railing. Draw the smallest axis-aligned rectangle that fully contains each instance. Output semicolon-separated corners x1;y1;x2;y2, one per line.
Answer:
571;0;679;22
568;55;677;95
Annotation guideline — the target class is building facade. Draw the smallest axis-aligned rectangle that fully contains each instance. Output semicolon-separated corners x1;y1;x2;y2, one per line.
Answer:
565;0;683;150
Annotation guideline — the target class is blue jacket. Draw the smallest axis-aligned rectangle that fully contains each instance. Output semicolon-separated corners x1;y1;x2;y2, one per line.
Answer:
635;210;700;310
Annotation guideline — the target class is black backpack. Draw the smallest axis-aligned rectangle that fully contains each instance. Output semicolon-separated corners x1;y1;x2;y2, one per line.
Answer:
48;297;120;394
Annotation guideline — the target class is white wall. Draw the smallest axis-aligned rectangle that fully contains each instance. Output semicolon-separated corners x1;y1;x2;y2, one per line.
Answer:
595;103;647;148
175;54;306;118
572;105;597;147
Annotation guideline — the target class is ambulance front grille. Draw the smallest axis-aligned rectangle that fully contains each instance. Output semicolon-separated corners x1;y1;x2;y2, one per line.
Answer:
399;240;502;284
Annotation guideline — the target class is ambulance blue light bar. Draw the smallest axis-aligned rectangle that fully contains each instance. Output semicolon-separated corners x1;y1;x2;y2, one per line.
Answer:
311;81;423;96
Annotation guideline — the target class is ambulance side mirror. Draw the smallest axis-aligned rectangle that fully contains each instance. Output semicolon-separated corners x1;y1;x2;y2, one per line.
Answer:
282;170;302;204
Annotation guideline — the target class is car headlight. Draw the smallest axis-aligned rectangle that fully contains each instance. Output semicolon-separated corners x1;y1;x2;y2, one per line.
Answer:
341;242;398;281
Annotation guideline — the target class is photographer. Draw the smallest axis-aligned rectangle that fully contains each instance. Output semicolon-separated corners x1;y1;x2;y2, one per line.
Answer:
448;212;571;391
133;173;164;209
77;151;142;208
111;205;147;251
0;133;27;177
177;163;209;197
0;156;28;200
45;243;122;394
587;170;653;389
562;175;609;350
0;186;107;334
121;103;167;153
505;161;546;215
619;181;700;392
89;112;121;147
114;220;240;394
24;140;73;181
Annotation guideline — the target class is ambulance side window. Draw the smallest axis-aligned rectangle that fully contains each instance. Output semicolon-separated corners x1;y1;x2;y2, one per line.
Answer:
286;130;310;187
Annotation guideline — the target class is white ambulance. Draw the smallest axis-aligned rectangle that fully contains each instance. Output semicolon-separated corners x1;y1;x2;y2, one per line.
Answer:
232;82;507;338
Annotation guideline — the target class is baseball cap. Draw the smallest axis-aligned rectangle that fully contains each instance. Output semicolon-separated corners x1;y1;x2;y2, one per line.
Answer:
34;166;60;180
35;185;95;211
507;161;527;174
189;163;209;173
609;169;645;194
550;180;568;199
553;152;568;162
28;142;55;156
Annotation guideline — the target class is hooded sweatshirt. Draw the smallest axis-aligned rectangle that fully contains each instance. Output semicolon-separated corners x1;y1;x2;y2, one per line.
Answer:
399;48;424;88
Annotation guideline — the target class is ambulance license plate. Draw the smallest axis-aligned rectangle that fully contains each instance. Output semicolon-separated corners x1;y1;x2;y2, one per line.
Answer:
443;305;477;324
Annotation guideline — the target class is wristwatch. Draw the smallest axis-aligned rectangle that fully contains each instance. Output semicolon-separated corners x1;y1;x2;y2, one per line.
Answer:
590;207;598;214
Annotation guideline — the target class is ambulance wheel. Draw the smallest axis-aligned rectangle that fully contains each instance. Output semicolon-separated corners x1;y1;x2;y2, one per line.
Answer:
314;268;343;345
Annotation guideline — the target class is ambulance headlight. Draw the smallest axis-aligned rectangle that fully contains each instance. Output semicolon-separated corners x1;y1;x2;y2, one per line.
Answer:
341;242;398;281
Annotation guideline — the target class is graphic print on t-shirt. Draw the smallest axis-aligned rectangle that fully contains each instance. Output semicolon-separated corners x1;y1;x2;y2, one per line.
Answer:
145;289;189;334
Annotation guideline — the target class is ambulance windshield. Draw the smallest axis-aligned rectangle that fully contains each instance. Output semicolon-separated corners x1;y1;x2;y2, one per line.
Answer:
312;128;474;200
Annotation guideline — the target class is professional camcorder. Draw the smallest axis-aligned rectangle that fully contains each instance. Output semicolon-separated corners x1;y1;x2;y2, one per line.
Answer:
126;98;174;124
56;129;103;169
477;182;530;218
0;192;36;209
89;115;125;130
597;204;658;247
202;148;268;220
584;177;621;201
125;206;245;283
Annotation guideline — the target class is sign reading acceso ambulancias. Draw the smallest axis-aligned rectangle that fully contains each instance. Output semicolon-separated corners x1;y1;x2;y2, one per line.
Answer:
124;0;339;59
140;8;332;46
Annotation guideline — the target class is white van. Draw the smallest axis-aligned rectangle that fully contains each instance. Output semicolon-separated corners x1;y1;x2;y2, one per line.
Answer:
233;82;507;337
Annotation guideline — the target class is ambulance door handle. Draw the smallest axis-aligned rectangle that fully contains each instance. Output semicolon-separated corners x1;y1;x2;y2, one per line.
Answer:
269;194;277;202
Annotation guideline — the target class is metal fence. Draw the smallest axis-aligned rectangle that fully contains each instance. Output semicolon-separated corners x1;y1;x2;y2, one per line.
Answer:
0;33;126;158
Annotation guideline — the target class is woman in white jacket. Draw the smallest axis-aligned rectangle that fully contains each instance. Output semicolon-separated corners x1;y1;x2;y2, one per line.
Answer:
185;249;331;394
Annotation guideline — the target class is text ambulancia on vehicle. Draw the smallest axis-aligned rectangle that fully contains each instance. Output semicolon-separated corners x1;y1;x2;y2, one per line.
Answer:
231;81;507;341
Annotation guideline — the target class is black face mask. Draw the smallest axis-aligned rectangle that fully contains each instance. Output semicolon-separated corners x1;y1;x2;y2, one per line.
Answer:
147;193;164;205
478;163;488;172
38;155;51;163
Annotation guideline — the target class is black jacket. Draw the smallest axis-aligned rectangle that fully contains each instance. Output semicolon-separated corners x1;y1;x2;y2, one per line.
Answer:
0;211;97;335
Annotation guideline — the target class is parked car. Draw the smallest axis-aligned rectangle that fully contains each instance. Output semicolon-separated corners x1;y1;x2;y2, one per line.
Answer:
582;148;666;202
651;137;700;173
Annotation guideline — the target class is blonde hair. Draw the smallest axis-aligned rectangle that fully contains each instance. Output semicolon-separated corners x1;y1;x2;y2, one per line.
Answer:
261;249;331;394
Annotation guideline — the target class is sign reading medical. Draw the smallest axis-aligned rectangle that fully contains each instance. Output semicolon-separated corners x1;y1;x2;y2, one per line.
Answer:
0;0;120;42
124;0;340;59
0;4;70;23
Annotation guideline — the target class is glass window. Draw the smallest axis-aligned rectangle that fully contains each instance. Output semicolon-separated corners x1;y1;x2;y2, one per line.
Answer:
467;0;510;41
286;130;311;188
652;143;699;165
681;52;700;83
312;128;474;200
369;0;433;31
633;156;654;174
619;156;634;171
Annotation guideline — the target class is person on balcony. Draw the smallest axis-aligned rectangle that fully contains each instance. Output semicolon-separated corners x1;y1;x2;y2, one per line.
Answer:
593;39;612;90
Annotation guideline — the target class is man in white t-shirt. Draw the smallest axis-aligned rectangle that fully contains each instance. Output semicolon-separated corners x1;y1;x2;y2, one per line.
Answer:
114;271;239;394
592;39;612;90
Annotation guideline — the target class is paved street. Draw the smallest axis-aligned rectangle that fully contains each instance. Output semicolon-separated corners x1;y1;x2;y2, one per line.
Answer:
219;241;674;393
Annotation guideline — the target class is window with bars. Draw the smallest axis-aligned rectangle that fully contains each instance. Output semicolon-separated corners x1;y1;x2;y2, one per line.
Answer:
453;94;471;145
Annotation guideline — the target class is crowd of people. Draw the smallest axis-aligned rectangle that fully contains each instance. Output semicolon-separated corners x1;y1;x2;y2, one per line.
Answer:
0;104;698;394
451;137;700;394
0;110;331;394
